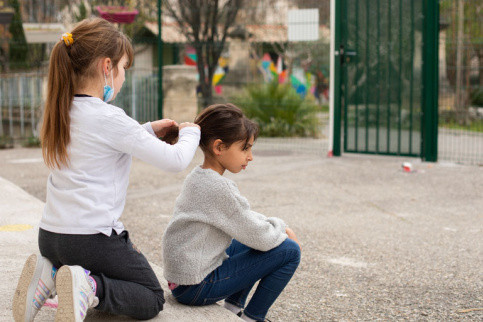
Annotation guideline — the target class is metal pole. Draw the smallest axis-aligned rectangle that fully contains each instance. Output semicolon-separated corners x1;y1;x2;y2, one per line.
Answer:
131;74;136;120
19;77;24;136
422;0;439;162
0;77;3;136
157;0;163;120
329;0;341;157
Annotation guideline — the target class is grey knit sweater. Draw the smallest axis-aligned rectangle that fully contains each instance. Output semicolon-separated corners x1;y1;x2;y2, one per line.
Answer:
162;166;288;285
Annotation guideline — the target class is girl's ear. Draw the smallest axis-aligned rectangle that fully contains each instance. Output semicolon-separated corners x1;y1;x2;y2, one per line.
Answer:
102;57;111;76
212;139;224;156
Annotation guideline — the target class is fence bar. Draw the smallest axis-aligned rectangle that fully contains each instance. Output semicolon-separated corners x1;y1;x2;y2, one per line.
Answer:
409;0;415;155
365;0;370;152
376;0;380;153
386;1;392;153
342;0;348;152
132;75;136;120
397;0;403;154
8;79;13;137
0;78;3;137
30;77;35;136
19;77;25;136
354;0;359;151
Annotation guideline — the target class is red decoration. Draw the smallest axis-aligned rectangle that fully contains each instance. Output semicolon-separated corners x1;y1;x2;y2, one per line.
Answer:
96;6;139;24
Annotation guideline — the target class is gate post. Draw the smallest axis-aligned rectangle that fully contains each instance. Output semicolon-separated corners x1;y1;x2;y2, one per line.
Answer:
157;0;163;119
329;0;342;156
422;0;439;162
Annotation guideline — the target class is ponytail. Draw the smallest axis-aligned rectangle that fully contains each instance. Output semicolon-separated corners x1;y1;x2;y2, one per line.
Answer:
41;42;75;169
160;125;179;145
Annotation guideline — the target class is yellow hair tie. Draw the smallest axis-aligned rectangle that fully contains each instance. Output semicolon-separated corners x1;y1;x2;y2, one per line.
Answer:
61;32;74;47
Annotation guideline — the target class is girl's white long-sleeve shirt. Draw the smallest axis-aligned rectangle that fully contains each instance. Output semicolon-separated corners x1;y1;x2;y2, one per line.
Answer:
162;166;288;285
40;96;200;236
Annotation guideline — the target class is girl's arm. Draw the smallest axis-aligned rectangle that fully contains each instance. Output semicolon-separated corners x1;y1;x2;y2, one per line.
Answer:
208;181;289;252
105;113;200;172
133;125;200;172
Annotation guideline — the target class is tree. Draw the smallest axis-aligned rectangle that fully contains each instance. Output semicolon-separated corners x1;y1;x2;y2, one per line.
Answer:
163;0;242;107
440;0;483;123
7;0;27;70
75;1;88;22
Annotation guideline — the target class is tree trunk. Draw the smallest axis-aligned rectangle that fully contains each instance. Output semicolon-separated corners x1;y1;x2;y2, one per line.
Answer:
194;44;213;108
479;47;483;87
454;0;467;125
199;80;214;108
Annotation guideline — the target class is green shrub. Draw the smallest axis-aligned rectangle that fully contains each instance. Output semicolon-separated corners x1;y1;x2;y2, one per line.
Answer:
22;136;41;148
471;88;483;107
0;136;14;149
232;80;321;137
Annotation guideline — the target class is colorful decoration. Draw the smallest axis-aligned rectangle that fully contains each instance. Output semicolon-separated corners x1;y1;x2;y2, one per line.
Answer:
184;46;197;66
184;46;229;93
257;53;321;99
212;66;226;86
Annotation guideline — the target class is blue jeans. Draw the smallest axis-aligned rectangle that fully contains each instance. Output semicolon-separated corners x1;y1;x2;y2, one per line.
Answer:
172;238;301;321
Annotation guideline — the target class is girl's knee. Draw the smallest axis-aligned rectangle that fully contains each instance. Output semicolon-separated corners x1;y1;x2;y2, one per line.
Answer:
281;238;301;263
140;297;164;320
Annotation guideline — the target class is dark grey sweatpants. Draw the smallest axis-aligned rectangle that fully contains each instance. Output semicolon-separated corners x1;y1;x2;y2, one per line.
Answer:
39;228;165;320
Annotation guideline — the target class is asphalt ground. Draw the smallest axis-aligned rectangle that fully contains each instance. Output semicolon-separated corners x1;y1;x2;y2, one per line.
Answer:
0;146;482;321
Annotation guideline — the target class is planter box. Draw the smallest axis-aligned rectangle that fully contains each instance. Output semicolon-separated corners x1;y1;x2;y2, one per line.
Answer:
96;6;138;24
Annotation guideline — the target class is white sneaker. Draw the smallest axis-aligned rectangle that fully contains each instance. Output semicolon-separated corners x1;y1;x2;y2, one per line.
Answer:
12;253;57;322
55;266;99;322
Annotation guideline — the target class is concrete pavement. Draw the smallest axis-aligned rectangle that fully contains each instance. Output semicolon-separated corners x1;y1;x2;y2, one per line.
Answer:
0;147;482;321
0;175;240;321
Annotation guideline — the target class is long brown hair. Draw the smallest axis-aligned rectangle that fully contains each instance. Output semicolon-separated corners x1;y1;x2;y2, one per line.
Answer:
41;18;134;169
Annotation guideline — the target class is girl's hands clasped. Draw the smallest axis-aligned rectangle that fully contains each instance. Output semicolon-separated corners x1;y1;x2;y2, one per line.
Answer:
179;122;200;130
151;119;199;138
286;227;301;251
151;119;177;138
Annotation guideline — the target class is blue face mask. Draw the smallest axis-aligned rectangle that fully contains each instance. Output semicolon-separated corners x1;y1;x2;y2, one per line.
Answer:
103;72;115;102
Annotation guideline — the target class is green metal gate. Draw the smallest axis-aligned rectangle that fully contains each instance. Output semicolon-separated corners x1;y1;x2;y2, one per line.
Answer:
332;0;439;161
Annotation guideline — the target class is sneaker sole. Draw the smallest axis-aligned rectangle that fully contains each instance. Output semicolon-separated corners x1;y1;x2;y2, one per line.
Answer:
12;254;41;322
55;266;78;322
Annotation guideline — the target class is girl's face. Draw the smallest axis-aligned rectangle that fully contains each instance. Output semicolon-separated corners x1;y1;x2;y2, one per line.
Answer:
111;53;129;100
217;136;255;175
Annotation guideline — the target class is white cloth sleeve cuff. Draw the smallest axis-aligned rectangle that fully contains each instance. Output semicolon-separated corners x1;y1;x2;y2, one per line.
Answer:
142;122;156;137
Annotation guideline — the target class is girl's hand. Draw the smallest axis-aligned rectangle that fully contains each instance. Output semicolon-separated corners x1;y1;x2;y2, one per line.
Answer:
286;227;301;251
151;119;178;138
179;122;200;130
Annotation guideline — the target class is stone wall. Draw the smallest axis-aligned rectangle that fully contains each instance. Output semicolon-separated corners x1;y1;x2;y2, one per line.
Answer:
162;65;198;123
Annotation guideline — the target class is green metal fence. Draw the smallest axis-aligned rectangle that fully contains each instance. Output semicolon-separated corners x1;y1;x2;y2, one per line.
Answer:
0;73;44;142
0;71;160;144
339;0;424;157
